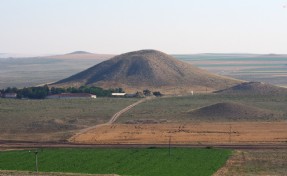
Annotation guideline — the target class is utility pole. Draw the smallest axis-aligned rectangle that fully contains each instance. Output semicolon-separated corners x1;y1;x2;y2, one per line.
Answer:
229;124;232;143
35;150;39;173
29;149;39;173
169;136;171;157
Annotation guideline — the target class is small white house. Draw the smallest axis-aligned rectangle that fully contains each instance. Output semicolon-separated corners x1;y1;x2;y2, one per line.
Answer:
46;93;96;99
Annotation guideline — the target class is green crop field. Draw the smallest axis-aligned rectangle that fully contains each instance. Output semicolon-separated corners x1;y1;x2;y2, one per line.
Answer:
0;148;231;176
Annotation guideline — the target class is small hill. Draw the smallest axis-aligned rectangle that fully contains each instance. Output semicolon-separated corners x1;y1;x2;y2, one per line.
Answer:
67;51;92;55
260;54;287;58
188;102;281;121
215;82;287;95
53;50;242;93
47;52;113;60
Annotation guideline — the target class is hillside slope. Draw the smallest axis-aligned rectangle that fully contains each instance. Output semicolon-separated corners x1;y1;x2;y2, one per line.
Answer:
215;82;287;95
53;50;242;93
189;102;282;121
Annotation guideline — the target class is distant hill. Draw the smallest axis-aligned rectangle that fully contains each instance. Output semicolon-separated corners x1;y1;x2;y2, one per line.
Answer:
47;51;113;60
215;82;287;95
259;54;287;58
67;51;92;55
188;102;282;121
52;50;242;93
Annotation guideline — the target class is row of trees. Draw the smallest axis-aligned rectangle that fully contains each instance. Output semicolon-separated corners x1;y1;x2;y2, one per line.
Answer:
1;86;162;99
0;86;50;99
0;85;125;99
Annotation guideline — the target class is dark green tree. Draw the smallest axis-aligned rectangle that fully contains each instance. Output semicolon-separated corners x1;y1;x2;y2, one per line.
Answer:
143;89;152;96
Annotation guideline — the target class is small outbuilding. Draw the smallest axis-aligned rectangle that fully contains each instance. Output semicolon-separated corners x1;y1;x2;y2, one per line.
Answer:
111;93;126;97
3;93;17;98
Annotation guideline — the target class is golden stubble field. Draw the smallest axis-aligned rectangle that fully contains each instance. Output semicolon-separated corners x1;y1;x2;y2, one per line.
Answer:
70;122;287;144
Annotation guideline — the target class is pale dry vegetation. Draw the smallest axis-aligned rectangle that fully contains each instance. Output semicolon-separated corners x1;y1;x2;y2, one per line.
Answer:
71;122;287;144
0;98;137;141
214;149;287;176
119;94;287;123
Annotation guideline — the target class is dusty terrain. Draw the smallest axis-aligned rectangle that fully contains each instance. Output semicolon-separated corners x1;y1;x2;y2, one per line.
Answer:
70;122;287;144
214;149;287;176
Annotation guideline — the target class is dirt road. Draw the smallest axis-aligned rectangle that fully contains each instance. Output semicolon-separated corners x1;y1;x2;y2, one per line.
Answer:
1;140;287;150
69;98;150;142
107;98;148;124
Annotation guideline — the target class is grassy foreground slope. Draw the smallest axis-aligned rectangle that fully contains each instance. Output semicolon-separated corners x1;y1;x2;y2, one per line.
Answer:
0;148;231;176
0;98;138;141
119;94;287;123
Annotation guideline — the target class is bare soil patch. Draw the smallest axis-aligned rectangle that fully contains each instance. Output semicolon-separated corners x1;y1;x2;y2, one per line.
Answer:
71;122;287;144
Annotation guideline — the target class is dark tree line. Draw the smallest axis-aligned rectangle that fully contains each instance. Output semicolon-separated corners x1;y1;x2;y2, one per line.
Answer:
1;85;125;99
1;86;162;99
0;86;49;99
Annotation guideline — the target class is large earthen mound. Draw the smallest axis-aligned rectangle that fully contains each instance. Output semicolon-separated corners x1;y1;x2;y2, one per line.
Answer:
53;50;241;93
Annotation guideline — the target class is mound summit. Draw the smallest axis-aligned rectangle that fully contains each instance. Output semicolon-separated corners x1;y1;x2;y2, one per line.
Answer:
53;50;241;93
189;102;281;121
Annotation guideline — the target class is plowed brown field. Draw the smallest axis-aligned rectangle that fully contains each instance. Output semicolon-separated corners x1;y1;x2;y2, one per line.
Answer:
70;122;287;144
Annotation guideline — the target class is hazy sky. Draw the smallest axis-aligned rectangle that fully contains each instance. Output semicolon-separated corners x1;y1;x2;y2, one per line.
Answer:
1;0;287;54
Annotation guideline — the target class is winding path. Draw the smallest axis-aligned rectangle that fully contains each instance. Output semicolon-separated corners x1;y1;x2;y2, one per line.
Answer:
69;97;150;142
107;98;148;124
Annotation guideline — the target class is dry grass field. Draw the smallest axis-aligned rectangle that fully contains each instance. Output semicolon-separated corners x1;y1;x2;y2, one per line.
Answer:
71;122;287;144
119;94;287;123
1;93;286;143
0;98;137;142
214;149;287;176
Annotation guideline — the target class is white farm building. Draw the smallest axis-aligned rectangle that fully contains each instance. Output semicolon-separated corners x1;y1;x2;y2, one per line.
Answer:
111;93;126;96
46;93;96;99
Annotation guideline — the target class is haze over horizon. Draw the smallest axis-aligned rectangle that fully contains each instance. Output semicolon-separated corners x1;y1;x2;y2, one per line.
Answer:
1;0;287;55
